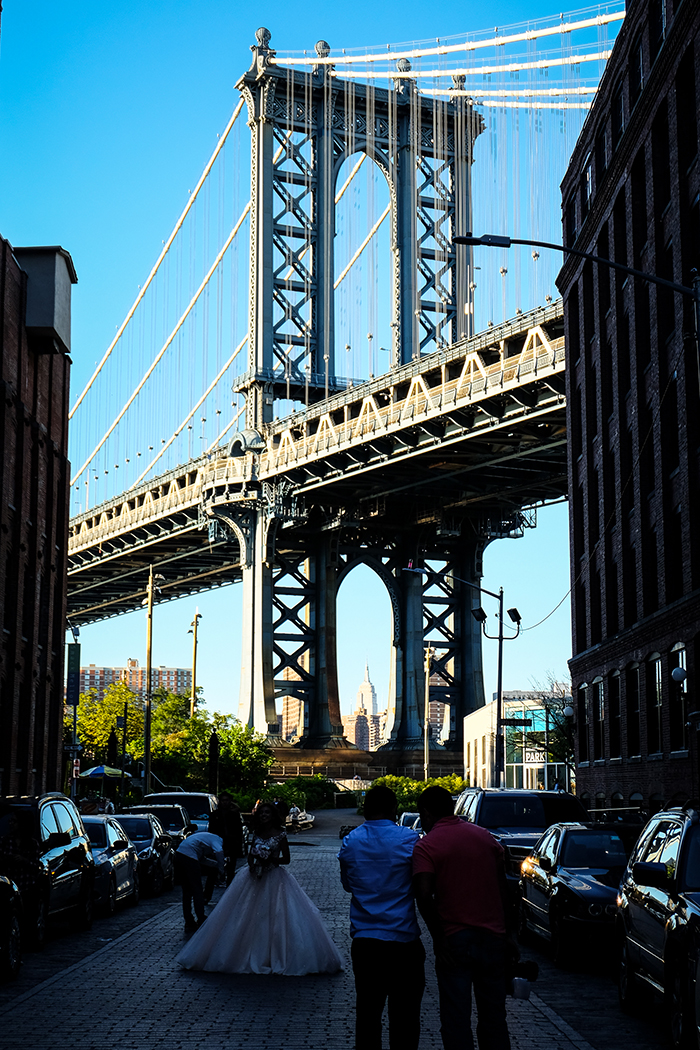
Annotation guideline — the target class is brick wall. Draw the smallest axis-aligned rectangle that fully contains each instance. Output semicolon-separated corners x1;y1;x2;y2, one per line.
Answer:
0;237;73;795
559;0;700;812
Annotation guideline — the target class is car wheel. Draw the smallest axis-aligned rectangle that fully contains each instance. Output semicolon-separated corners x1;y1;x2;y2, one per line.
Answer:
0;904;22;981
128;870;140;907
105;876;117;916
550;911;569;968
30;895;48;949
150;863;164;897
667;961;694;1049
517;899;531;944
72;880;93;931
618;935;639;1013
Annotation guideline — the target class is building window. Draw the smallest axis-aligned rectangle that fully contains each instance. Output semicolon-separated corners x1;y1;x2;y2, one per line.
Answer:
611;791;624;809
578;684;590;762
609;672;621;758
595;127;608;184
669;643;688;751
612;86;625;148
566;193;578;246
630;36;644;107
649;0;666;62
592;678;605;759
581;154;593;221
647;654;663;754
627;664;641;756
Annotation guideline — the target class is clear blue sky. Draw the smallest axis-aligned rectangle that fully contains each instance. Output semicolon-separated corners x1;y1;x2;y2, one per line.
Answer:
0;0;579;717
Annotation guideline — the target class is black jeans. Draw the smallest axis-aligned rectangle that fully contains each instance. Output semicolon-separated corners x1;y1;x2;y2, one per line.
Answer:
435;927;510;1050
351;936;425;1050
175;853;205;923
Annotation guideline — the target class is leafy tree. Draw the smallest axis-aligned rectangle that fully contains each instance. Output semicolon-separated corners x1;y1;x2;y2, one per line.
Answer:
65;681;144;764
370;774;468;814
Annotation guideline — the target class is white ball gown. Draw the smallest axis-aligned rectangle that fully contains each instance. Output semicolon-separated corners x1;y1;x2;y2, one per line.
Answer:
175;830;343;976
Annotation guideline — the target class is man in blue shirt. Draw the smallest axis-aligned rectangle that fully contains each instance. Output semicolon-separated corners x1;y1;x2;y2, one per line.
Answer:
338;785;425;1050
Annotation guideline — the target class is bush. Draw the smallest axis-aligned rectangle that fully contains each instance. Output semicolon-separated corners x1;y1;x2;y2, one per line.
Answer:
367;774;468;814
221;774;343;814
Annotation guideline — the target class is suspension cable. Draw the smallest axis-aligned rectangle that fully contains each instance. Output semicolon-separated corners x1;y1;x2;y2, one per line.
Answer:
334;204;391;290
69;98;245;419
273;11;624;66
333;50;613;79
70;201;251;487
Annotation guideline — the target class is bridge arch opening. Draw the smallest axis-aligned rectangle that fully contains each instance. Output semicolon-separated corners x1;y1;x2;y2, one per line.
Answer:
334;151;393;385
337;561;393;750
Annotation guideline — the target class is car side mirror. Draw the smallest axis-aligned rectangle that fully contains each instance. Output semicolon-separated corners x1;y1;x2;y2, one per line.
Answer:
157;834;172;847
113;838;129;849
539;856;553;873
632;861;671;888
41;830;71;852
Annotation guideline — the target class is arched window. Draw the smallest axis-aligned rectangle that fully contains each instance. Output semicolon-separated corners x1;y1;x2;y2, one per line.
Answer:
609;671;621;758
646;653;663;755
669;643;688;751
649;793;664;815
578;683;590;762
630;790;644;815
626;664;641;757
611;791;624;809
592;677;605;760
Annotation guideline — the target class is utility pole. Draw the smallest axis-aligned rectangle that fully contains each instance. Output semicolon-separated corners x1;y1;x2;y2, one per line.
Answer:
189;610;202;719
143;567;164;796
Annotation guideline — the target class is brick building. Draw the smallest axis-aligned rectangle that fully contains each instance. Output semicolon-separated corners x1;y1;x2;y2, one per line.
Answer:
79;658;192;701
0;238;77;795
559;0;700;810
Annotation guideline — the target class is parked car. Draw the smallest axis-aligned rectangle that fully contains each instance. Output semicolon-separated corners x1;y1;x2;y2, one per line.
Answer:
398;812;419;828
454;788;589;896
142;792;217;833
518;821;641;963
0;793;94;944
617;804;700;1047
113;813;174;895
123;805;194;849
0;876;22;981
81;816;140;914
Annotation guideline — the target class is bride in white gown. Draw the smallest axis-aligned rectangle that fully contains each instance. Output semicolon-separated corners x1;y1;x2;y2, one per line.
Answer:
175;802;343;976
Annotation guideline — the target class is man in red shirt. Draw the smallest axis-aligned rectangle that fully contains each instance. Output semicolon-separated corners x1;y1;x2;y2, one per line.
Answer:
413;786;513;1050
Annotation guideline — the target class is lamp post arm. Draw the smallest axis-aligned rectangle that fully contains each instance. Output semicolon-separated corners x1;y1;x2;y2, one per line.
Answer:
454;234;695;298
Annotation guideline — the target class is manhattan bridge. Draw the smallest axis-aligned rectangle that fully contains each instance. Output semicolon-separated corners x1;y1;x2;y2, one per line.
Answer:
65;6;624;758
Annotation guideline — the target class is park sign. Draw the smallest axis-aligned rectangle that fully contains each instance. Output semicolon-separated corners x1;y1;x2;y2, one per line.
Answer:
66;643;81;706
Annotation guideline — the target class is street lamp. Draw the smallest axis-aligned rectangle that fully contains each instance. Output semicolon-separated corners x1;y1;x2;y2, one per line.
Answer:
470;596;521;787
453;233;700;386
404;567;521;787
188;610;202;719
141;567;164;796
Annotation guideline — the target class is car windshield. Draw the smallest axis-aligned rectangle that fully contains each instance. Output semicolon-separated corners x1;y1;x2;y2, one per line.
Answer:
560;831;628;868
135;808;184;829
147;796;211;821
85;823;107;847
116;818;151;841
480;794;585;829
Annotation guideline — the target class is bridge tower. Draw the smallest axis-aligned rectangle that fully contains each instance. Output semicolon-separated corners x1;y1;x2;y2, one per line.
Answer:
209;29;489;751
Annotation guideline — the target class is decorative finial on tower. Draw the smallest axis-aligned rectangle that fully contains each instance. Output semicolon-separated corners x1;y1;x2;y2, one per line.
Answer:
451;73;466;91
393;58;413;95
251;27;275;74
313;39;334;76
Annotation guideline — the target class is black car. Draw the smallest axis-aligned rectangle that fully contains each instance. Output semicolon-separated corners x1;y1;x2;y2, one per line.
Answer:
142;792;217;833
0;875;22;981
123;804;194;849
617;805;700;1047
113;813;174;895
454;788;589;894
519;821;640;964
82;816;140;914
0;793;94;944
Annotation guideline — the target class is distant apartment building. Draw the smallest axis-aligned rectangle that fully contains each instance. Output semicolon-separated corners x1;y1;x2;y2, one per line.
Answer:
80;658;192;700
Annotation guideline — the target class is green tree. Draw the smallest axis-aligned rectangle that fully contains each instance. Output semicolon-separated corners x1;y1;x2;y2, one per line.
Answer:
370;774;468;814
66;681;144;764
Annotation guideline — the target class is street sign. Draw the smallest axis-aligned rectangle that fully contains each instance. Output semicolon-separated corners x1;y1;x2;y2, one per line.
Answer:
66;643;81;706
64;743;81;753
501;718;533;727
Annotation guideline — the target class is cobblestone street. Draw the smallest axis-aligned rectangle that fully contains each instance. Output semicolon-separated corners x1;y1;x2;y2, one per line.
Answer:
0;811;667;1050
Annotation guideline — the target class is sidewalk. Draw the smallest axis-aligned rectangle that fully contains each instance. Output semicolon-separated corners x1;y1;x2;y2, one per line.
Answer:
0;810;596;1050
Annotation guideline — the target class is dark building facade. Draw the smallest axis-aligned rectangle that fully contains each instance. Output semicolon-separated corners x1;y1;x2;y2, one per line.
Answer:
0;237;77;795
559;0;700;812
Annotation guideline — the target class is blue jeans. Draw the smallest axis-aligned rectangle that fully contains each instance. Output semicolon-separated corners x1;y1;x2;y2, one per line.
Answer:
435;927;510;1050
